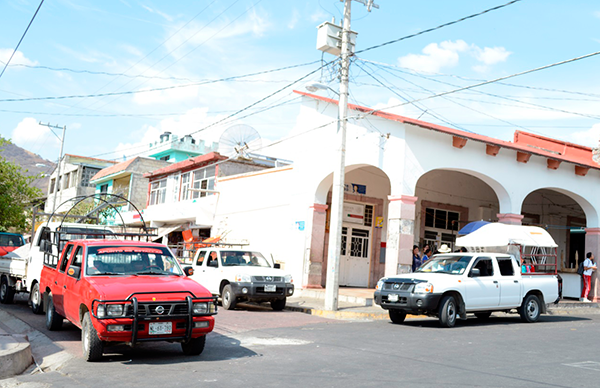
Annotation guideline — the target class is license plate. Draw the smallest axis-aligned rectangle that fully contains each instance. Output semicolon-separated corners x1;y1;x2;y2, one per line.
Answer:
387;294;399;303
149;322;172;335
264;284;276;292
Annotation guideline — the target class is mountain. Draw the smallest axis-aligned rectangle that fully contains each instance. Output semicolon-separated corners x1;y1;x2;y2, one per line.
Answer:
0;141;55;194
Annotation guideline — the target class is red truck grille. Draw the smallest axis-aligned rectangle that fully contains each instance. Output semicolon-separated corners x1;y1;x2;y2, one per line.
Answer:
126;303;189;317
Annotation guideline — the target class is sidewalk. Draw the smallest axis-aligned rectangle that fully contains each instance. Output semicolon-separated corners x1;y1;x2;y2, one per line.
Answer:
0;313;32;379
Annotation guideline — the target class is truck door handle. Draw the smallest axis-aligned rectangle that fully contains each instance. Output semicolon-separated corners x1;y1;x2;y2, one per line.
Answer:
63;285;67;289
514;280;519;283
54;281;57;285
493;281;498;284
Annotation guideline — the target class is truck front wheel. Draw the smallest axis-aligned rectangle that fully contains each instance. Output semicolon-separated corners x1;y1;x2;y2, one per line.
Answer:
181;335;206;356
45;294;63;331
30;283;43;314
271;298;286;311
519;294;541;323
222;284;237;310
0;276;15;304
389;309;407;324
82;312;103;361
439;295;457;328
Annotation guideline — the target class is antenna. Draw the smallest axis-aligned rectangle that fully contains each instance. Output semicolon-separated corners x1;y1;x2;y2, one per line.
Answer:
217;124;262;159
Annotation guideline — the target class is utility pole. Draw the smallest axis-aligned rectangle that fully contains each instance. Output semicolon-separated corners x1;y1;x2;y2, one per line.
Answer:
39;122;66;214
323;0;378;311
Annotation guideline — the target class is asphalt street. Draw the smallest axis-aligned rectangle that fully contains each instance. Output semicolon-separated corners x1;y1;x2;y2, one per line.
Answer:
2;294;600;388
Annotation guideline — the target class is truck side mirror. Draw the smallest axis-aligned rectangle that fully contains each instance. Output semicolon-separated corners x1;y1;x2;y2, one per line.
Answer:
183;266;194;276
469;268;481;277
273;263;281;269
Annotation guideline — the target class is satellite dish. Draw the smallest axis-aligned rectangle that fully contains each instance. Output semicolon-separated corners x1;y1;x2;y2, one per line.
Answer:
218;124;262;159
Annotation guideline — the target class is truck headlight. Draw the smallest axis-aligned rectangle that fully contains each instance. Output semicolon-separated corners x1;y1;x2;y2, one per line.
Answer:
284;275;293;283
376;278;386;290
413;283;434;294
235;274;251;282
97;304;105;318
106;304;125;317
193;302;208;314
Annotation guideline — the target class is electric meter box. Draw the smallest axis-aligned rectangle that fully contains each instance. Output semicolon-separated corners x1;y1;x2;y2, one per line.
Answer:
316;21;357;56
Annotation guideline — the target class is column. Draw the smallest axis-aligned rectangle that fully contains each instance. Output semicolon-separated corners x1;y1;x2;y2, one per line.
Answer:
585;228;600;302
305;204;328;288
496;213;523;225
385;195;417;276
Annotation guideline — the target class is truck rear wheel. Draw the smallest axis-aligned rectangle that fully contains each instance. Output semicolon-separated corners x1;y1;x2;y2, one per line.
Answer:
181;335;206;356
519;294;541;323
389;309;407;324
45;294;63;331
222;284;237;310
30;283;43;314
82;312;103;361
0;276;15;304
439;295;457;328
271;298;286;311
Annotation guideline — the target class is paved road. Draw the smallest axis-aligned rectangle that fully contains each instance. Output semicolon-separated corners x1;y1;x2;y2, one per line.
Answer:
2;295;600;388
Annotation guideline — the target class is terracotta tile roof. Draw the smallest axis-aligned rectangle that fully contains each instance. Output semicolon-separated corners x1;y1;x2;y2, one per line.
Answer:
64;154;117;164
90;157;137;182
294;90;599;170
144;152;227;179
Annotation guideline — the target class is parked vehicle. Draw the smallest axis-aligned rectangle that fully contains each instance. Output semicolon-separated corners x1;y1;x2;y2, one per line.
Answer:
374;252;560;327
0;232;25;256
40;236;217;361
189;247;294;310
0;222;113;312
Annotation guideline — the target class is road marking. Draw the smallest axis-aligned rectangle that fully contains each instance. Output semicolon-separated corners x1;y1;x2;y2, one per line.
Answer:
237;336;312;347
563;361;600;371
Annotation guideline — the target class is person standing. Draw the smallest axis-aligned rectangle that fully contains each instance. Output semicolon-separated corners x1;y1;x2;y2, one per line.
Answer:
412;245;421;272
581;252;597;302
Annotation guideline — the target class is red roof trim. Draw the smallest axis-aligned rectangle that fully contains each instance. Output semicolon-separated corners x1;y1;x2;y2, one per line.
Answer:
91;158;137;182
144;152;227;180
294;90;598;170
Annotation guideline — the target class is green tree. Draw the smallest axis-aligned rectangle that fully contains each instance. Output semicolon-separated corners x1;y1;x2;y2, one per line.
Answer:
0;137;42;232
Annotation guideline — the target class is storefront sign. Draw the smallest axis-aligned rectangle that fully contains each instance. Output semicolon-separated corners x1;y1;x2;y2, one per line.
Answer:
375;216;383;229
344;183;367;195
343;203;365;224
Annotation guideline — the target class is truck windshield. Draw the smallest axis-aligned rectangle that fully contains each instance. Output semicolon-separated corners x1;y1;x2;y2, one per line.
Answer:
85;246;183;276
417;255;472;275
221;251;271;267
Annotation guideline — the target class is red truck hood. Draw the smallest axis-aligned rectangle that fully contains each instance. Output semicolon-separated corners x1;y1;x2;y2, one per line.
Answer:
87;275;212;302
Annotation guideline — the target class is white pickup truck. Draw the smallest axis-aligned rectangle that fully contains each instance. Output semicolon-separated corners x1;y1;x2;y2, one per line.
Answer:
374;253;560;327
0;222;113;313
188;247;294;311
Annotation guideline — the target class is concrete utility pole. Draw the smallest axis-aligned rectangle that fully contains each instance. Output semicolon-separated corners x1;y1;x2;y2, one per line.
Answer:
39;122;66;214
324;0;378;311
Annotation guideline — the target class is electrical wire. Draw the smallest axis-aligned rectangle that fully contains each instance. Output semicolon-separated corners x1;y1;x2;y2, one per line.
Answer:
0;0;45;80
355;0;523;55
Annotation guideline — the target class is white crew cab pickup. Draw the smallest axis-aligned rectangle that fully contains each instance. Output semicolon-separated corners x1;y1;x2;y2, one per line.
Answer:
374;252;560;327
188;247;294;311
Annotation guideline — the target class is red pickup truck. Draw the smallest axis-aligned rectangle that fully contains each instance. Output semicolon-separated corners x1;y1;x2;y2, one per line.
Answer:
40;238;217;361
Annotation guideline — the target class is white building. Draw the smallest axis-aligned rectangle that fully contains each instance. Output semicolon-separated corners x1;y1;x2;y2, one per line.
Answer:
210;91;600;301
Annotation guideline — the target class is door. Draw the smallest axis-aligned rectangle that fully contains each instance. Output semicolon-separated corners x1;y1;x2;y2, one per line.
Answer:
52;243;75;316
63;245;85;323
463;257;500;309
192;251;221;294
496;257;522;307
339;225;371;287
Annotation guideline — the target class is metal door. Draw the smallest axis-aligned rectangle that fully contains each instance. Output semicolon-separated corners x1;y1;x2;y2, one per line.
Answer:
339;225;371;287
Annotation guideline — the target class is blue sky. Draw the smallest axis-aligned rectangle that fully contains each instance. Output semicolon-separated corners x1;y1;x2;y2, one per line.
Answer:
1;0;599;164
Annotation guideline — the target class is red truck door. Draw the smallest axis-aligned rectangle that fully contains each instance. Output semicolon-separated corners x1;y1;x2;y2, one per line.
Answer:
52;243;75;316
63;245;85;325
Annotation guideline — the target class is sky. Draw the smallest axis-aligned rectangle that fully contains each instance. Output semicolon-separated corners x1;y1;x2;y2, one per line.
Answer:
1;0;600;167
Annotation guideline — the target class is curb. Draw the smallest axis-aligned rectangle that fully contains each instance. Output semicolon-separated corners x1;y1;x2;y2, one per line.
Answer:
0;333;33;379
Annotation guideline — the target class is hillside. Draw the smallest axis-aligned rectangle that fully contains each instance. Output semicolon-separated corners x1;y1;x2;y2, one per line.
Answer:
0;141;55;194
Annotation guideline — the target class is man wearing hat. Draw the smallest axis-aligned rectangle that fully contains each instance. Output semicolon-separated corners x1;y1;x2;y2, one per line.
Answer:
438;244;452;254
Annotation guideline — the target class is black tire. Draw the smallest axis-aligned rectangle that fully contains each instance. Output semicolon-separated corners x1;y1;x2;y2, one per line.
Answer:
181;335;206;356
439;295;458;328
271;298;286;311
45;294;63;331
519;294;541;323
82;312;103;362
0;276;15;304
30;283;43;314
389;309;407;324
475;312;492;320
221;284;237;310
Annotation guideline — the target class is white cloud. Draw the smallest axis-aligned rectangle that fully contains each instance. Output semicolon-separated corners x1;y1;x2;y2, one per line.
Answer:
310;10;329;23
141;5;173;22
11;118;60;150
288;9;300;29
398;40;470;73
475;46;511;65
570;124;600;147
0;49;37;66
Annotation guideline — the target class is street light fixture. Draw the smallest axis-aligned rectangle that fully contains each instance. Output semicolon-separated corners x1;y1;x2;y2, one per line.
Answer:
305;82;339;96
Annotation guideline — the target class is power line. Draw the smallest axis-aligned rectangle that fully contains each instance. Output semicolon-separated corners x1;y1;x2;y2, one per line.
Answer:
355;0;523;55
0;60;321;103
0;0;45;80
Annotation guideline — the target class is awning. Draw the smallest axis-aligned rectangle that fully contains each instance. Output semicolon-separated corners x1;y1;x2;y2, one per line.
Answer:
456;223;557;248
153;224;184;242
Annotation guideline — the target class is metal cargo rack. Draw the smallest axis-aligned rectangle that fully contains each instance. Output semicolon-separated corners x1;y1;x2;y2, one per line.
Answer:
169;241;250;264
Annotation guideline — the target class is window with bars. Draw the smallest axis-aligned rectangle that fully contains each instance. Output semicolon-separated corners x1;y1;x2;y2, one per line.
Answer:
364;204;374;227
81;167;101;187
149;179;167;206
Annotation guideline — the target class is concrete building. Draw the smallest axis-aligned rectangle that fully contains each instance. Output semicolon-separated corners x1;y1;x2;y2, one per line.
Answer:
44;154;116;213
209;91;600;301
146;131;218;163
89;156;170;225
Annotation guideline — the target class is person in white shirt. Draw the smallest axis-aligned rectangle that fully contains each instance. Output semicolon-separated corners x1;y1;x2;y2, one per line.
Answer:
581;252;597;302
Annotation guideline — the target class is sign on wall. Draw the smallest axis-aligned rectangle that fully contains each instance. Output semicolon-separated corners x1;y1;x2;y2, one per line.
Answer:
344;183;367;195
343;203;365;224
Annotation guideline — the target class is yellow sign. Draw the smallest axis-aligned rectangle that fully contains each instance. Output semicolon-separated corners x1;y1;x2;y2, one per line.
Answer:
375;216;383;228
